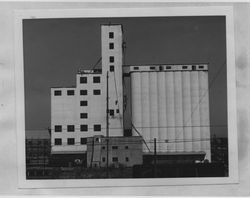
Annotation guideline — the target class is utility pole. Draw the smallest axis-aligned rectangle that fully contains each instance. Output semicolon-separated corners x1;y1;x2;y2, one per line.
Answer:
106;71;109;178
154;138;157;178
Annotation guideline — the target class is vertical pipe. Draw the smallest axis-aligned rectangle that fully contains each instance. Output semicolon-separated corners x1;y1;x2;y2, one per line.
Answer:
158;72;167;152
190;71;201;151
182;71;193;152
199;71;211;161
174;71;184;152
165;72;176;152
149;72;159;152
141;72;151;152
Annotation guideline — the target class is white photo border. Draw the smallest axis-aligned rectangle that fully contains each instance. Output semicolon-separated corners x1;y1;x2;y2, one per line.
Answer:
14;6;238;188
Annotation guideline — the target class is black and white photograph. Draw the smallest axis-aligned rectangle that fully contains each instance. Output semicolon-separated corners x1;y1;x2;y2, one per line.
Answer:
13;6;238;189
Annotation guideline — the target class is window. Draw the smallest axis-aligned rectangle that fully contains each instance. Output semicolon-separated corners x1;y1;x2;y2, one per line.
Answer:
80;125;88;131
67;138;75;145
67;125;75;132
93;76;100;83
54;90;61;96
109;32;114;38
55;125;62;132
109;43;114;49
93;89;101;95
109;56;114;63
55;138;62;145
125;157;129;162
94;124;101;131
182;66;188;69
199;65;204;69
112;146;118;150
80;138;87;145
80;90;87;95
112;157;118;162
133;67;139;70
116;109;119;114
80;76;87;84
110;65;114;72
102;157;106;162
80;100;88;106
80;113;88;119
67;90;74;95
192;65;196;70
109;109;114;116
102;146;105;150
95;137;99;142
150;66;155;70
125;146;129;149
166;66;171;69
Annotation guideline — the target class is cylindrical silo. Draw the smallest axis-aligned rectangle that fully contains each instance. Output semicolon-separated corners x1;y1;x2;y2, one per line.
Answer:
182;71;193;152
157;72;167;152
190;71;201;151
141;72;151;152
174;71;184;152
198;71;211;161
131;72;142;137
165;72;176;152
149;72;159;151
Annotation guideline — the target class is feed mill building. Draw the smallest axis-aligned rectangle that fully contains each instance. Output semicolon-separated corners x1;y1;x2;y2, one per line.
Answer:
51;24;211;165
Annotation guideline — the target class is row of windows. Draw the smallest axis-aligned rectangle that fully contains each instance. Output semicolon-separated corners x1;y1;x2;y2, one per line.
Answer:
101;145;129;150
54;138;87;145
80;76;100;84
133;65;205;71
55;124;101;132
102;157;129;163
54;89;101;96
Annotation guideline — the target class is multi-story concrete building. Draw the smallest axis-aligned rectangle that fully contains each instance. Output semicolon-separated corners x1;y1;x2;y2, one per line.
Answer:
51;25;124;155
51;23;211;162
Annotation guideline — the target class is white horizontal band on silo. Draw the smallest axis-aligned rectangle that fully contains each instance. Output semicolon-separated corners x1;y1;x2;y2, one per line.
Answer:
174;71;184;152
165;72;176;152
149;72;159;152
157;72;167;152
199;71;211;161
141;72;151;152
131;73;142;137
182;71;193;152
190;71;201;151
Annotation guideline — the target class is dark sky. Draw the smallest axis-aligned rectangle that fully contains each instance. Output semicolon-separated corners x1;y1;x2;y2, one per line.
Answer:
23;16;227;137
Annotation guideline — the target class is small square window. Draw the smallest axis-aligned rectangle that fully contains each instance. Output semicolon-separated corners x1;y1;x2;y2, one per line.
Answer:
182;66;188;69
54;90;61;96
67;138;75;145
102;146;105;150
109;56;114;63
81;138;87;145
192;65;196;70
112;146;118;150
67;90;74;95
166;66;171;69
94;124;101;131
55;125;62;132
80;76;87;84
125;146;129;149
150;66;155;70
109;43;114;49
109;109;114;116
199;65;204;69
110;65;114;72
109;32;114;38
112;157;118;162
80;113;88;119
133;67;139;70
80;90;87;95
80;101;88;106
67;125;75;132
93;89;101;95
125;157;129;162
93;76;100;83
55;138;62;145
116;109;119;114
102;157;106;162
80;125;88;131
